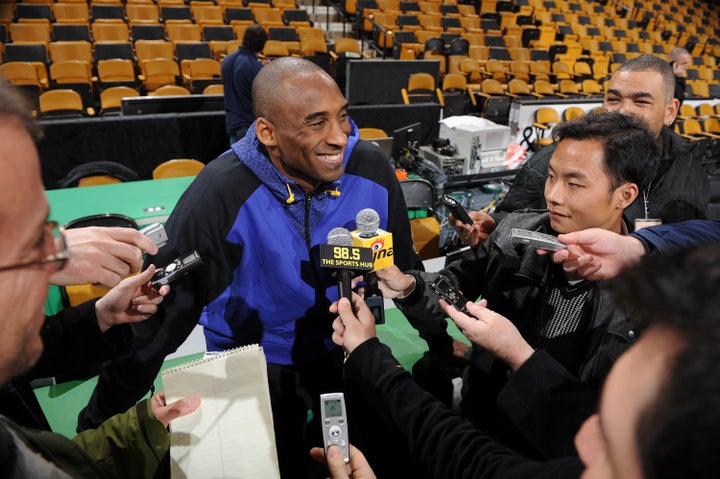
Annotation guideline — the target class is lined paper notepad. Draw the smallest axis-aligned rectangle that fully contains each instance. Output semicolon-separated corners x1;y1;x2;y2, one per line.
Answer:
162;344;280;479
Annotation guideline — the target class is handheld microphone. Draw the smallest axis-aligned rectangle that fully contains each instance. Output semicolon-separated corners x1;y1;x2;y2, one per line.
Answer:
351;209;393;324
351;208;394;271
320;227;373;301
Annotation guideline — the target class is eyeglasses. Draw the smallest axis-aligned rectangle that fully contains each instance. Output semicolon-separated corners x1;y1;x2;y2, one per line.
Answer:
0;221;71;273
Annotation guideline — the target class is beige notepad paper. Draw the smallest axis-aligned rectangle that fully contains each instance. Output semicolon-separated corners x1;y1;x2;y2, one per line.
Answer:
162;344;280;479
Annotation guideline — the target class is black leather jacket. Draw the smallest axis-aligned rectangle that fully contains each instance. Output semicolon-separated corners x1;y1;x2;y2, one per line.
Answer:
492;128;710;228
397;211;639;459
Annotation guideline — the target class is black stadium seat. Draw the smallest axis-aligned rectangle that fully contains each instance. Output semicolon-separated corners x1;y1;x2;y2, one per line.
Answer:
131;24;165;41
52;24;92;42
5;43;48;64
94;42;135;63
15;3;53;23
203;25;234;41
91;5;126;22
175;42;213;61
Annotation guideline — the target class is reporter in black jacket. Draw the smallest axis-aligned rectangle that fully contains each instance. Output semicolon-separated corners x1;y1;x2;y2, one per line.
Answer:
329;242;720;479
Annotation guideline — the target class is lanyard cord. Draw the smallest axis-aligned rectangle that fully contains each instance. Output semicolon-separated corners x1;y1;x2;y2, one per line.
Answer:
642;180;653;218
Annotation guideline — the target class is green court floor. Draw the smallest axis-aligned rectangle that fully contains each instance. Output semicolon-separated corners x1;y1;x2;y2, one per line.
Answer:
36;308;467;438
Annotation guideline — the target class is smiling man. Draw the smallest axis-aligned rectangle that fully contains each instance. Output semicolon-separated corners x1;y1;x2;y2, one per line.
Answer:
454;54;709;247
376;111;659;460
80;57;423;478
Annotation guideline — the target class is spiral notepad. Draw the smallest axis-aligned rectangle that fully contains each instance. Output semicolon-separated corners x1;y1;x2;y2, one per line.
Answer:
162;344;280;479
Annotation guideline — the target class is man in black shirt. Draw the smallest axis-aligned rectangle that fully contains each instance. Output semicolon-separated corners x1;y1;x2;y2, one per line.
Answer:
374;112;660;459
322;242;720;479
454;55;709;246
668;46;692;106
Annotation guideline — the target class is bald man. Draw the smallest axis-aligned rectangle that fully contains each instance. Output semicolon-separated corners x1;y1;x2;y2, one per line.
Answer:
81;57;424;478
667;46;692;105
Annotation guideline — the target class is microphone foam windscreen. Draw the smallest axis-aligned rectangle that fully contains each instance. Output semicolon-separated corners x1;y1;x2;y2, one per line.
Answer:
355;208;380;237
326;227;353;246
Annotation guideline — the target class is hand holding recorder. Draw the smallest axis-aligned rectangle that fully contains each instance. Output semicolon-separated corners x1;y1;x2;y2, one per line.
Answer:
439;299;534;372
150;250;203;289
50;225;163;287
95;264;170;332
443;196;498;247
509;228;567;252
320;392;350;463
309;444;376;479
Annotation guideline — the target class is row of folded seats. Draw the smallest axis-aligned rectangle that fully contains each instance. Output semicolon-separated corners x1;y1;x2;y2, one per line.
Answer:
398;69;603;124
527;104;720;172
0;40;226;105
0;0;325;103
2;13;314;45
399;44;720;124
2;1;311;29
1;24;332;62
676;102;720;159
351;0;720;64
0;34;364;115
24;84;221;118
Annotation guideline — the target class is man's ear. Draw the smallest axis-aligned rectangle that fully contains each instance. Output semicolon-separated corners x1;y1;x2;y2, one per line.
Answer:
664;98;680;127
617;182;639;209
575;415;607;469
255;117;277;147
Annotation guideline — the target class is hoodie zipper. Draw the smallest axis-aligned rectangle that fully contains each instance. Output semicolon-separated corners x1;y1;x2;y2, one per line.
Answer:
304;193;312;251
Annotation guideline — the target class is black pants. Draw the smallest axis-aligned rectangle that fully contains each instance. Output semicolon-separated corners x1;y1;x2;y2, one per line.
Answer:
268;348;428;479
266;350;345;479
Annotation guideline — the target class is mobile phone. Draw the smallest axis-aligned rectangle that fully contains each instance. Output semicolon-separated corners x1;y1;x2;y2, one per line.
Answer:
320;392;349;463
441;195;474;225
509;228;567;251
429;276;470;314
151;250;203;288
140;222;168;248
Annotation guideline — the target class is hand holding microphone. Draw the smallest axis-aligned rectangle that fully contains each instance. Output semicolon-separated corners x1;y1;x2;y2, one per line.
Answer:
320;227;373;301
351;208;394;324
350;208;394;271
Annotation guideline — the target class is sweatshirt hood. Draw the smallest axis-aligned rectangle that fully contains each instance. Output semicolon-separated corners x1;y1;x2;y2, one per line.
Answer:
230;118;360;205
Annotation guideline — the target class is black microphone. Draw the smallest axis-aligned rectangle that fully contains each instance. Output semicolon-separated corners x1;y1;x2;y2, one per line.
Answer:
320;227;373;301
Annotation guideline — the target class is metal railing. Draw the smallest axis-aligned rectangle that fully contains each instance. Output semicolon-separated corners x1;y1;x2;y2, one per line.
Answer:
312;0;349;37
363;14;391;59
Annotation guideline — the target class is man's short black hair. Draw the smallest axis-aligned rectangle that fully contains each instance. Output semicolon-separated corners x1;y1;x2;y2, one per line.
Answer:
243;24;268;53
610;243;720;479
615;54;676;102
552;110;659;193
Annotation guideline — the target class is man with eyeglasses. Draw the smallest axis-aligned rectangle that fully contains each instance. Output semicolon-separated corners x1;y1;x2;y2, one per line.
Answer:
0;221;169;431
0;78;200;476
0;224;160;431
50;224;161;290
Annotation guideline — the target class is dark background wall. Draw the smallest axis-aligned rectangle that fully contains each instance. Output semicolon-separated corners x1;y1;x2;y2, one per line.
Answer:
38;104;441;189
